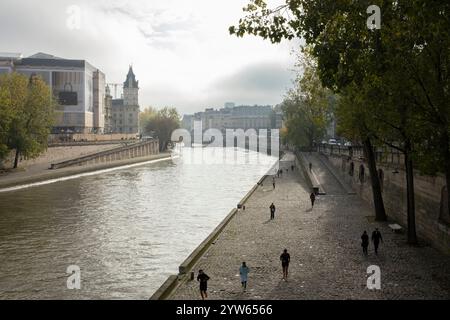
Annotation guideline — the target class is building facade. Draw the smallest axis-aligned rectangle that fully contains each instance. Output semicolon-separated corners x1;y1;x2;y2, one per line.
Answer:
0;52;106;134
182;104;283;133
111;67;140;134
104;85;113;133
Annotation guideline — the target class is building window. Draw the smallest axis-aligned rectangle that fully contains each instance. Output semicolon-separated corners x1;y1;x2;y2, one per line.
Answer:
63;113;70;124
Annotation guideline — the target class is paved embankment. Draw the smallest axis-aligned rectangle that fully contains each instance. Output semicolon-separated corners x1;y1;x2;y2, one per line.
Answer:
0;145;119;182
165;151;450;300
0;150;171;190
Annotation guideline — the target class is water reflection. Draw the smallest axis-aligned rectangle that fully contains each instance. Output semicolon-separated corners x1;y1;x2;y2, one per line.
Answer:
0;148;277;299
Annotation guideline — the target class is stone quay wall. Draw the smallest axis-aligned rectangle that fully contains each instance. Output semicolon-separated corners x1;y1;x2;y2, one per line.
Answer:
51;139;159;169
48;133;139;144
150;173;268;300
322;152;450;254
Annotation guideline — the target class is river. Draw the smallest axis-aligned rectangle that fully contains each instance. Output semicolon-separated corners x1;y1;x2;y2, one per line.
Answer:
0;147;277;299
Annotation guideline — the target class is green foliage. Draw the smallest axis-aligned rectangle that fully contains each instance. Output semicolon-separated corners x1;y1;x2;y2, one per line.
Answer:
140;107;181;151
0;73;54;167
232;0;450;174
139;106;157;132
0;73;27;159
232;0;450;229
281;50;333;149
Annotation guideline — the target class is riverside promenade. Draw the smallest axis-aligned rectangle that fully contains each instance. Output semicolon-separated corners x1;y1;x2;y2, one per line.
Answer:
169;152;450;299
0;143;169;190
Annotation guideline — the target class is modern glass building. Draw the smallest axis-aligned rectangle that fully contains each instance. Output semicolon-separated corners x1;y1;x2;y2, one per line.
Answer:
0;52;105;134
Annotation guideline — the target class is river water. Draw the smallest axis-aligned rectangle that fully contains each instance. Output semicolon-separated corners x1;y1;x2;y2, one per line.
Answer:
0;147;277;299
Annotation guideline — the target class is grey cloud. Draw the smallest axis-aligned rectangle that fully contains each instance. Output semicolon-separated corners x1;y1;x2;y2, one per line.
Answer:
0;0;296;115
102;3;198;47
144;63;295;115
206;62;294;107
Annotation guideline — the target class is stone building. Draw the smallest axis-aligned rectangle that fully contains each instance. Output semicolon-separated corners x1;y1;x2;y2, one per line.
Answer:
104;85;113;133
182;104;283;132
325;151;450;254
0;52;106;134
111;66;140;134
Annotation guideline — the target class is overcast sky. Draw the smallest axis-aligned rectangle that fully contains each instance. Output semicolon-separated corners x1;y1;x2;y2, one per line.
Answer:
0;0;299;115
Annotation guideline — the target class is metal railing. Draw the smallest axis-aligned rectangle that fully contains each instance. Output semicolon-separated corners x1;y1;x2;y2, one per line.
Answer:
318;144;404;166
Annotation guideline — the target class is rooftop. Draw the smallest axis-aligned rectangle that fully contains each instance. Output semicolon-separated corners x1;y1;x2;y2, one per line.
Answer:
124;66;139;89
0;52;23;60
27;52;64;60
0;52;97;70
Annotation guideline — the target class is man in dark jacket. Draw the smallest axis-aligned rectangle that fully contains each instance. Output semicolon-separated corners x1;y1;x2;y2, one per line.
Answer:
361;231;369;255
197;269;210;300
310;192;316;208
371;228;383;255
280;249;291;281
269;203;276;220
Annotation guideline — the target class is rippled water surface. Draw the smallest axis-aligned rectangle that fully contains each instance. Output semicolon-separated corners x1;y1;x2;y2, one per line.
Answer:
0;148;276;299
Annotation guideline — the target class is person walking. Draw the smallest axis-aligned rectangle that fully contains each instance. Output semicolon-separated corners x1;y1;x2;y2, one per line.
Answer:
309;162;312;172
361;231;369;255
197;269;210;300
269;203;276;220
273;177;276;190
371;228;383;255
280;249;290;281
310;192;316;208
239;262;250;291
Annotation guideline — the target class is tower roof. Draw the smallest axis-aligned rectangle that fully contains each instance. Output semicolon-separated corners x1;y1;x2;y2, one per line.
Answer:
124;65;139;89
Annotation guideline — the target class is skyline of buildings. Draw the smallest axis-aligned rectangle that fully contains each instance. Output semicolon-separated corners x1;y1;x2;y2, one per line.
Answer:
1;51;291;136
182;103;284;133
0;52;142;135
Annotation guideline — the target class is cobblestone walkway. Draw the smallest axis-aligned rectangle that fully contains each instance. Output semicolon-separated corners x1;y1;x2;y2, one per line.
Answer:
170;152;450;300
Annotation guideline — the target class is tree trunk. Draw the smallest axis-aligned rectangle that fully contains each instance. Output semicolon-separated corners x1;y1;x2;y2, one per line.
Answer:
404;140;417;244
445;171;450;223
307;127;314;152
363;137;387;221
13;148;20;169
442;132;450;228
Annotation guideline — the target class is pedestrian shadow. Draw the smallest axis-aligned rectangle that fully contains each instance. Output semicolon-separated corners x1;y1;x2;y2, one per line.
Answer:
305;208;313;213
262;219;273;224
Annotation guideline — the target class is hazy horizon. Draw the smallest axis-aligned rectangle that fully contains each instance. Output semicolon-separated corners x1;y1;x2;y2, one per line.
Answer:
0;0;300;115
